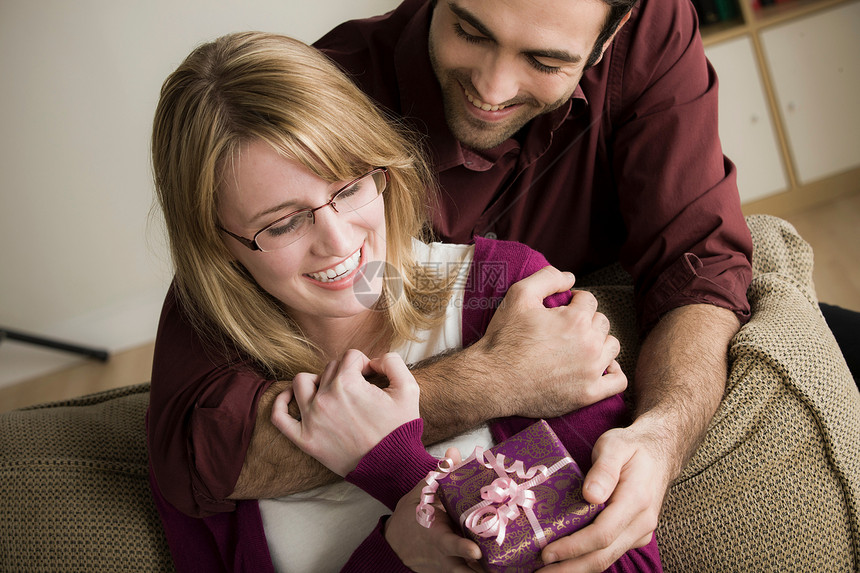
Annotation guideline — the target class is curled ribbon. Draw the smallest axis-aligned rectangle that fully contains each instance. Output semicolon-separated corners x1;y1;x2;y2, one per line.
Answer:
416;456;455;528
416;446;573;548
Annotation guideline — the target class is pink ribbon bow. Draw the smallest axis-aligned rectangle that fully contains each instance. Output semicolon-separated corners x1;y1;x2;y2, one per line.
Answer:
417;446;573;548
462;474;539;546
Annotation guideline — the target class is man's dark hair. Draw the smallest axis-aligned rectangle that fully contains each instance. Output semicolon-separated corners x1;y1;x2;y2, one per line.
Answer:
586;0;638;69
428;0;638;70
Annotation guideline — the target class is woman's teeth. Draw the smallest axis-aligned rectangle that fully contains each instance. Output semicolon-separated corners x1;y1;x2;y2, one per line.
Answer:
466;90;508;112
307;250;361;283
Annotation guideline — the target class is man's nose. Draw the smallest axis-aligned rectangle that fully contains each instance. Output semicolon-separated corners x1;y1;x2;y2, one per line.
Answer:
471;51;519;107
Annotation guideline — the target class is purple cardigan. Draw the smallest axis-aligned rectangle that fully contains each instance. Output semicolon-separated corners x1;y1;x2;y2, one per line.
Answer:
149;238;661;571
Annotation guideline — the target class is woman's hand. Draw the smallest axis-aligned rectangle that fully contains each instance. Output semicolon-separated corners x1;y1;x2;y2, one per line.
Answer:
271;350;420;476
386;448;483;572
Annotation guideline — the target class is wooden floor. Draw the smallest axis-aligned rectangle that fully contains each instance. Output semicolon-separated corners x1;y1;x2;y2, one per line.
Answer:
781;192;860;311
0;341;156;412
2;192;859;413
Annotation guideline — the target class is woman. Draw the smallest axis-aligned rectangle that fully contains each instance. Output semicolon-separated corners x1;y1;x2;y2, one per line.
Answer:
147;31;660;572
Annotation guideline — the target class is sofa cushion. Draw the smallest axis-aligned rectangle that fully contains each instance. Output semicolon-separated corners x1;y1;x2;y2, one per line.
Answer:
0;383;172;572
653;215;860;571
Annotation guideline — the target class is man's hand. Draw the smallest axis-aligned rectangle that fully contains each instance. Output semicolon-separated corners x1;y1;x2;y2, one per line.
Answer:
479;266;624;416
385;448;482;572
418;266;625;443
537;304;740;571
272;351;420;477
539;425;663;572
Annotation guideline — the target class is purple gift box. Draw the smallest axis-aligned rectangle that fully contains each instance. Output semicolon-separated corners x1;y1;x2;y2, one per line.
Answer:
430;420;602;572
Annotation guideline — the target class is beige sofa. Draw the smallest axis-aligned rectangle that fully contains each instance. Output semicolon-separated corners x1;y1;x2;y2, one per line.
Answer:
2;215;858;572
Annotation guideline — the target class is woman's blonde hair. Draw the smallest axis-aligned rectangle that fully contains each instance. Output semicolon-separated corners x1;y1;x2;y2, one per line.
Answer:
152;31;449;378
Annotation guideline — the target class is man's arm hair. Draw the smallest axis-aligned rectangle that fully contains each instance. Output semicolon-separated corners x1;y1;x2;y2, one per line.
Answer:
632;303;740;477
229;379;338;499
229;347;498;499
409;346;510;444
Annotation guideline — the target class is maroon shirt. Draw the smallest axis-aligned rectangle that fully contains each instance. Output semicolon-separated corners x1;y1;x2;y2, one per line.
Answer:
315;0;753;332
149;0;753;523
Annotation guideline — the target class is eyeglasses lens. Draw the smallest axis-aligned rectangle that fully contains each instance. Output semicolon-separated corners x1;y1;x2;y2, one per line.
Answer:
256;169;386;251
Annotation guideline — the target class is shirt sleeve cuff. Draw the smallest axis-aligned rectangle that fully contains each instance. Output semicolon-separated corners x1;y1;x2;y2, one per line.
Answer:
340;516;412;572
346;418;439;510
639;252;751;333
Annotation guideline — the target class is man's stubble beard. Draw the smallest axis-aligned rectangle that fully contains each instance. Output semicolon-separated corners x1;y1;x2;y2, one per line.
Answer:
429;43;575;151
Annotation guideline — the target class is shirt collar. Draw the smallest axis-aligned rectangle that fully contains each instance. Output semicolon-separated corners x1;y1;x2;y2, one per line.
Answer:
394;1;463;170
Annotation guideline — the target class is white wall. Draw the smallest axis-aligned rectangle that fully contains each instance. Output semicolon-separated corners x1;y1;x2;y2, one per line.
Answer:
0;0;399;386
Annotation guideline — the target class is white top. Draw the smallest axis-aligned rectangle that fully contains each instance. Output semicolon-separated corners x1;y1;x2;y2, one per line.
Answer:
259;241;495;572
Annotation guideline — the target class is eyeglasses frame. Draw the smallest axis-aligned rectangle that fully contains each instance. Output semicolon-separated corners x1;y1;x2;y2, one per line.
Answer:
218;167;389;252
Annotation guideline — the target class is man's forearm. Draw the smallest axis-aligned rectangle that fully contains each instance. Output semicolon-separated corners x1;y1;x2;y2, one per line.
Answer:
230;380;339;500
231;343;536;498
631;303;740;479
228;347;506;499
409;346;509;444
230;269;629;498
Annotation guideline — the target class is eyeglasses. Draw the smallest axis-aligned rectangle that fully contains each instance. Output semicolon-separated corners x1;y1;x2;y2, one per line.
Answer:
219;167;389;252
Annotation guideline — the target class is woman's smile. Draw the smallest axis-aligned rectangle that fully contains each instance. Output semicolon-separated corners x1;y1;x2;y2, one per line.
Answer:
305;246;363;288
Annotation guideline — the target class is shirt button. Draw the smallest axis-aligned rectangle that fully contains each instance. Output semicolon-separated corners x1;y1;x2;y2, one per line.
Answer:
484;232;498;240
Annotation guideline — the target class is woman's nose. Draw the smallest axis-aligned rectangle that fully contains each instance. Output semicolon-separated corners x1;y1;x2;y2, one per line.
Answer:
310;203;354;254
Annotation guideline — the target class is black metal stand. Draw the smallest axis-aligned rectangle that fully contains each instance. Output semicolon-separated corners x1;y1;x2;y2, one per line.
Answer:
0;327;110;362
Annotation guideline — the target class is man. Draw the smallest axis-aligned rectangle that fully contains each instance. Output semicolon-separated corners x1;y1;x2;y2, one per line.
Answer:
307;0;752;568
153;0;752;570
